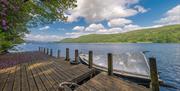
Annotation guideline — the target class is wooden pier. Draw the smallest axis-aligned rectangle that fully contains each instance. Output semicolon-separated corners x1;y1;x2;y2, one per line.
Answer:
76;72;149;91
0;48;153;91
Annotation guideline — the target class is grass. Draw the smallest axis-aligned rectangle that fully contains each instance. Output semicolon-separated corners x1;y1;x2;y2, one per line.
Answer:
60;24;180;43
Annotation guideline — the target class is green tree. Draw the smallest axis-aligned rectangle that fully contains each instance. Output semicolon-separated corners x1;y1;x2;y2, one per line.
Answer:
0;0;77;53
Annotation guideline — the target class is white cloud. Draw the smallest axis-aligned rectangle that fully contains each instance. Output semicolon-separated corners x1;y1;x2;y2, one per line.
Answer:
134;5;148;13
85;23;104;32
39;26;50;31
156;5;180;25
123;24;140;32
108;18;132;27
66;32;90;38
98;28;123;34
140;25;164;29
63;0;150;38
66;0;147;22
73;26;85;31
66;23;171;38
66;23;142;38
24;34;64;42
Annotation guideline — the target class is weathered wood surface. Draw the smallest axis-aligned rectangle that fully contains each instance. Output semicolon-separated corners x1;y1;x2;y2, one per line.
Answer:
0;52;94;91
0;51;52;69
76;72;150;91
0;51;150;91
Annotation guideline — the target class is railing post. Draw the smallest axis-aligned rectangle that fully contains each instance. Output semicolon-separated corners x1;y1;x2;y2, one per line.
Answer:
50;49;53;56
40;47;41;52
43;48;46;53
108;53;113;76
38;47;40;51
65;48;70;61
46;48;49;55
89;51;93;69
149;57;159;91
75;49;79;63
39;47;42;52
57;50;61;58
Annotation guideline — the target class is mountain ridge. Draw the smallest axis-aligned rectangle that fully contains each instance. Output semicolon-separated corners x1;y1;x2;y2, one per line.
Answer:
60;25;180;43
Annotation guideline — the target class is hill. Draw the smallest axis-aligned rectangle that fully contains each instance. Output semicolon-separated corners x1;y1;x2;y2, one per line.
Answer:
61;25;180;43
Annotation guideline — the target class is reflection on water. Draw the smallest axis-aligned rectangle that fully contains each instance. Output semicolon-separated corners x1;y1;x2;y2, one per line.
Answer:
12;42;180;91
81;52;150;76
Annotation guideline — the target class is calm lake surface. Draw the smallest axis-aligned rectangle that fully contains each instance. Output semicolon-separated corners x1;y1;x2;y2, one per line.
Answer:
13;42;180;91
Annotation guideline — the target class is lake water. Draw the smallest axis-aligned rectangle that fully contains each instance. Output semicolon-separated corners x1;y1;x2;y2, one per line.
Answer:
12;42;180;91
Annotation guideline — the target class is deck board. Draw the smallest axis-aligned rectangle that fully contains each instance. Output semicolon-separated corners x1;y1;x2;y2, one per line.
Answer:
29;61;47;91
26;63;38;91
38;62;57;90
13;65;21;91
76;73;150;91
0;51;150;91
33;62;54;91
0;68;10;91
3;66;17;91
21;64;30;91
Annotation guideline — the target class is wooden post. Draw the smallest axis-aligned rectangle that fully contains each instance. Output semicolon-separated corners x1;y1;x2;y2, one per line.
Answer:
65;48;70;61
108;53;113;76
46;48;49;55
43;48;46;53
40;47;42;52
50;49;53;56
38;47;40;51
89;51;93;69
57;50;61;58
39;47;41;52
75;49;79;63
149;57;159;91
45;48;46;54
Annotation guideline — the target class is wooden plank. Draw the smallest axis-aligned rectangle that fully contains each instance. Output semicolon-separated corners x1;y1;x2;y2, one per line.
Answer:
83;83;99;91
73;64;91;73
38;61;59;90
69;65;92;79
44;61;73;90
3;66;17;91
52;60;95;82
13;65;21;91
26;63;38;91
0;68;11;91
33;61;55;91
29;61;47;91
50;62;74;80
53;60;83;77
72;69;95;84
1;51;151;91
95;74;119;91
21;63;30;91
98;74;147;91
0;68;9;80
76;73;150;91
37;61;65;89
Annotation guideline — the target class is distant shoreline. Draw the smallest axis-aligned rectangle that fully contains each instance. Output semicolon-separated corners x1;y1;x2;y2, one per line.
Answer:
57;42;180;44
60;24;180;43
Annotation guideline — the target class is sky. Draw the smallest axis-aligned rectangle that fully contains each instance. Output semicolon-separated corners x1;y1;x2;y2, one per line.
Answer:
24;0;180;42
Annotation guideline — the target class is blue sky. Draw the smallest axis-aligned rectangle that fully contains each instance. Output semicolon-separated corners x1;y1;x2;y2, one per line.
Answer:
25;0;180;41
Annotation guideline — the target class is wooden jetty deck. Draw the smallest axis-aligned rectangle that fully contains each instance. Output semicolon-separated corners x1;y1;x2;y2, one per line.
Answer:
76;72;149;91
0;52;95;91
0;50;151;91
